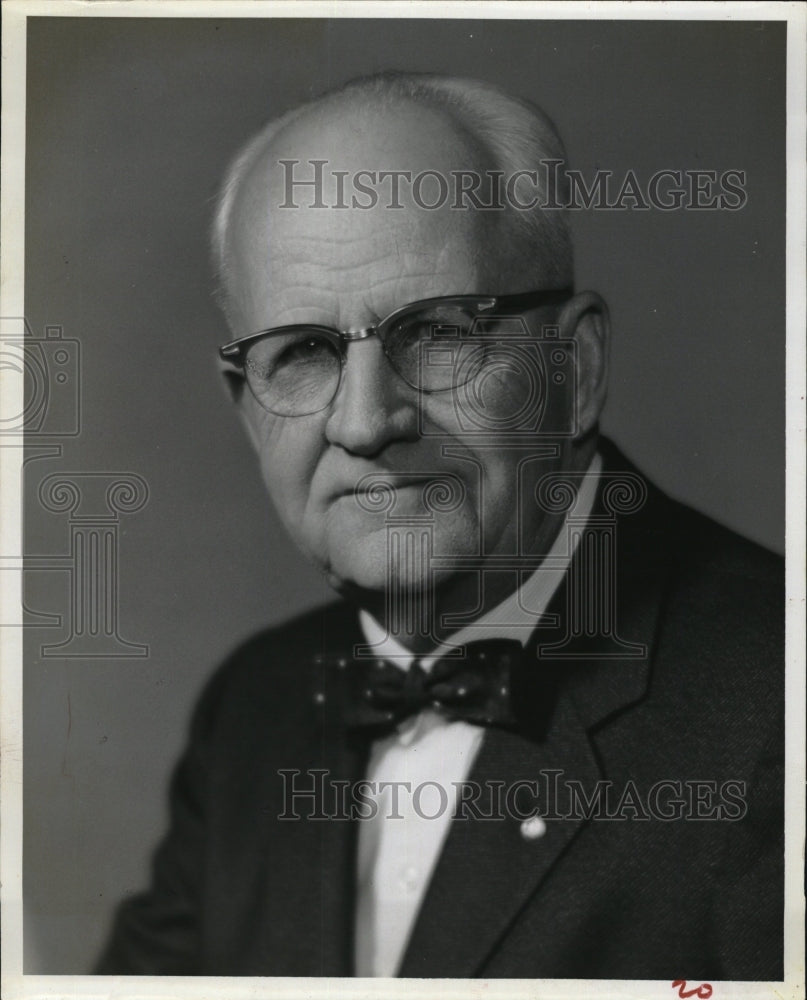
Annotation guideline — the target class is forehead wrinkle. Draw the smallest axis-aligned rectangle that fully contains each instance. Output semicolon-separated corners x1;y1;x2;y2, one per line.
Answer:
270;242;482;294
274;265;481;301
270;247;421;276
267;215;436;264
268;230;399;247
268;226;455;272
273;264;458;292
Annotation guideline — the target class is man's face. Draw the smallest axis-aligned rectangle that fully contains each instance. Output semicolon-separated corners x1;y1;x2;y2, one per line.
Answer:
225;100;571;596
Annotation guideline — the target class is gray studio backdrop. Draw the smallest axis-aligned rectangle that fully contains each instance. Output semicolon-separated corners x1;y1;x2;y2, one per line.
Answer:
22;17;785;972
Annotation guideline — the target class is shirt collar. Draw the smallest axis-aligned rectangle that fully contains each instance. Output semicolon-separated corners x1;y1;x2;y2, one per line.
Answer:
359;452;603;671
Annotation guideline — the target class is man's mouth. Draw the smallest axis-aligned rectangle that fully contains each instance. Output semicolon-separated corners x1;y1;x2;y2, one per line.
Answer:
330;475;439;502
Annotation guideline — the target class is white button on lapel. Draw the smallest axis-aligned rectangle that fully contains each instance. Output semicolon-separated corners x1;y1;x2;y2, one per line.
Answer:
520;815;547;841
401;865;420;891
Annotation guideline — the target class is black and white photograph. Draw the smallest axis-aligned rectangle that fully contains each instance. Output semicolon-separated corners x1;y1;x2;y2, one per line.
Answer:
1;3;804;998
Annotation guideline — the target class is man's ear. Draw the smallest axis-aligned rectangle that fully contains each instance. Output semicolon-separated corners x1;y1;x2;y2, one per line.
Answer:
218;365;264;454
557;291;610;438
219;367;246;405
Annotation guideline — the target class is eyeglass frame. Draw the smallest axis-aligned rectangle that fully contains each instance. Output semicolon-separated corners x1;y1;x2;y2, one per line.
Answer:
218;286;574;416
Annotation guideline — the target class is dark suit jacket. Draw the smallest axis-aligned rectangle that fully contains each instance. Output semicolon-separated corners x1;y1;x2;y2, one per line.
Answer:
96;441;784;980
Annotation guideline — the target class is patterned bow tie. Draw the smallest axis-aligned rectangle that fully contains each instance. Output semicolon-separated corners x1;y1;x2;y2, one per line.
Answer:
337;639;528;734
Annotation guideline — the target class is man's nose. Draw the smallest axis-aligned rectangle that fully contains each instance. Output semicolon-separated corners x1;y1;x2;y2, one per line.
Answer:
324;338;419;456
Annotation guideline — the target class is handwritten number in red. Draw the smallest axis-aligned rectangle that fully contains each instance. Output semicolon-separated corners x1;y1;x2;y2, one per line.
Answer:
671;981;713;999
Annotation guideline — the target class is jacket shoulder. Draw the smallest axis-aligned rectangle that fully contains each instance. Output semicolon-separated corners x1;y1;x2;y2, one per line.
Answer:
662;498;783;587
189;599;358;737
598;440;784;745
599;437;782;589
632;493;784;756
221;599;358;672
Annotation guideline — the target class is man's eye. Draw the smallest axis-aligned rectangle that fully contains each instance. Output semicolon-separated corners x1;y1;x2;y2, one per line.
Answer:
276;336;333;367
243;335;336;388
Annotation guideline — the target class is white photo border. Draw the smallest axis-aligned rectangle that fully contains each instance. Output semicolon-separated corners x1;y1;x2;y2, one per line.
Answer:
1;2;804;999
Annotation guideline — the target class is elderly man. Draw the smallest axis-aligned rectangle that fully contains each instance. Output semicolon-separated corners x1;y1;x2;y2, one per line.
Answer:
97;73;783;980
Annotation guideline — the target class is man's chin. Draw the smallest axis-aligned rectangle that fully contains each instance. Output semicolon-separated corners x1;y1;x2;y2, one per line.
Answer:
315;513;480;596
324;561;434;595
321;545;438;597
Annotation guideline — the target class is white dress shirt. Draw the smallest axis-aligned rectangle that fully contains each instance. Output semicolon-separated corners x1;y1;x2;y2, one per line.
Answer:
353;454;602;976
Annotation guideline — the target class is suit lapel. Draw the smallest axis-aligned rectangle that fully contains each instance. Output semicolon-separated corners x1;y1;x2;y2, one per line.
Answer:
397;688;600;978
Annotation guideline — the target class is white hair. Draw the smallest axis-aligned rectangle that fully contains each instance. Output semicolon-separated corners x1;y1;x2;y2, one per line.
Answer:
211;72;573;324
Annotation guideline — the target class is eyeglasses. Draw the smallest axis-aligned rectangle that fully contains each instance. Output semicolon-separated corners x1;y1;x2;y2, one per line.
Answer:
218;287;573;417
